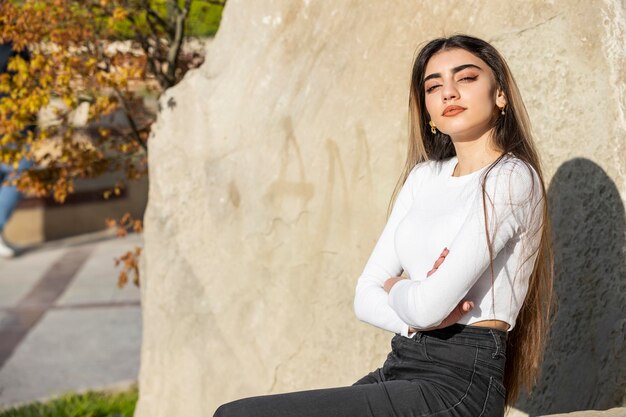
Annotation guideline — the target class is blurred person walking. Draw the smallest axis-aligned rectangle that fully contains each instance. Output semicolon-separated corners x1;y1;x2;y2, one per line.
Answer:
0;41;35;258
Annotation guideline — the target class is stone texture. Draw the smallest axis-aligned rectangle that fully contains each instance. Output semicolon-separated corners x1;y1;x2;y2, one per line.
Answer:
540;406;626;417
135;1;626;416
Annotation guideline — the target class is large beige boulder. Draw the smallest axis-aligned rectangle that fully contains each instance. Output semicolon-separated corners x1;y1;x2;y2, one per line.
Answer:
135;1;626;416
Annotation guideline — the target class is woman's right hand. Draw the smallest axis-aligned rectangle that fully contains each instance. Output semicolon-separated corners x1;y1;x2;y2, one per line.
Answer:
408;247;474;333
409;300;474;333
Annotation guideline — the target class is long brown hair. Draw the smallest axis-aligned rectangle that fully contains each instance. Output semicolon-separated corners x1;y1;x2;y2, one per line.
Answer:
390;34;556;408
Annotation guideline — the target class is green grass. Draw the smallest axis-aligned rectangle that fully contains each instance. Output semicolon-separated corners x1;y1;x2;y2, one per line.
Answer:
0;386;138;417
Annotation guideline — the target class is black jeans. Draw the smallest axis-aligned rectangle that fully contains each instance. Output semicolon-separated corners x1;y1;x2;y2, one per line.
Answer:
214;323;507;417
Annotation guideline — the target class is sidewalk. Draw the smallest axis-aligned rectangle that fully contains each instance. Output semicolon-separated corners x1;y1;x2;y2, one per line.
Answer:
0;231;142;410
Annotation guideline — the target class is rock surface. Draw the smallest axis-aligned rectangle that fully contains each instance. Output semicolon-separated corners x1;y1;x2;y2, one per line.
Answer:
540;406;626;417
135;1;626;416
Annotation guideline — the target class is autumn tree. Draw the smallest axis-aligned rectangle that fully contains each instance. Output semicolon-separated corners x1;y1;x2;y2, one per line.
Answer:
0;0;225;286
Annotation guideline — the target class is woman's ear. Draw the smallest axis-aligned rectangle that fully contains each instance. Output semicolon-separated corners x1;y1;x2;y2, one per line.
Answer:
495;87;507;109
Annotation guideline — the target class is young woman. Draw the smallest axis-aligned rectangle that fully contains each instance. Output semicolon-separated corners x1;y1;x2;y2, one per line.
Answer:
214;34;554;417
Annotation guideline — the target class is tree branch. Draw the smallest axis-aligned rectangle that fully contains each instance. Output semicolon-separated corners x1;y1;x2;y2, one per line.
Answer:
112;87;148;152
193;0;227;5
124;13;169;90
141;0;173;34
165;0;192;85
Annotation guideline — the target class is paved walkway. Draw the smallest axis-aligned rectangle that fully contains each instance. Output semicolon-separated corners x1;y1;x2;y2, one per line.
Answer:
0;231;142;410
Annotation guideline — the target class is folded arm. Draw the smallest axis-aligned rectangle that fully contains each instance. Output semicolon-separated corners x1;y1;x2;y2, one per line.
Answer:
387;161;544;329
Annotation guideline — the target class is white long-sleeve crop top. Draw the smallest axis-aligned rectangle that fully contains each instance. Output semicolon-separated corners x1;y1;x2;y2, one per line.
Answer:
353;153;544;337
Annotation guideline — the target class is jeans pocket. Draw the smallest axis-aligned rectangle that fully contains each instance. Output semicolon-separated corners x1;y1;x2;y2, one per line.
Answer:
423;336;478;374
478;376;506;417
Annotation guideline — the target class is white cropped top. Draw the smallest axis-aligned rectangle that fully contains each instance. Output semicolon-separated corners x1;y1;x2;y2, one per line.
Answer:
353;153;544;337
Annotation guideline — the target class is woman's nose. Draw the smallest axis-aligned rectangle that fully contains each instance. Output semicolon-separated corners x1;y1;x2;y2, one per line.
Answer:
441;83;459;102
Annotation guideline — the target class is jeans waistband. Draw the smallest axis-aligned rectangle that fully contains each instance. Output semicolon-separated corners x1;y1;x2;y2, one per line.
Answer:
413;323;508;353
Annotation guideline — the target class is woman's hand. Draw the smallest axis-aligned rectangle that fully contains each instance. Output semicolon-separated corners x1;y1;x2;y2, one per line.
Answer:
427;247;449;277
383;247;452;293
412;300;474;332
383;276;405;293
386;247;475;332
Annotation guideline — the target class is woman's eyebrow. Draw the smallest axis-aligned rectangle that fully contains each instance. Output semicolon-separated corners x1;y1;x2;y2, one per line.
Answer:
423;64;483;83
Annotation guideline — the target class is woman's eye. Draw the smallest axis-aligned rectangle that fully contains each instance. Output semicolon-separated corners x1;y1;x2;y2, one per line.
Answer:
425;76;477;93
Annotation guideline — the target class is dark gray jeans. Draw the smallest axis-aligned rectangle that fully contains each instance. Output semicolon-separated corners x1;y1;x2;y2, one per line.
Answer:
213;323;507;417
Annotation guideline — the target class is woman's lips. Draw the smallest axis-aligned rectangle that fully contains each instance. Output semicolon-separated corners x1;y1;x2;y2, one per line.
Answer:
443;107;466;116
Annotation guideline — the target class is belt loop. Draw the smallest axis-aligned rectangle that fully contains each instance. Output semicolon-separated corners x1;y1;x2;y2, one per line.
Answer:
489;329;501;358
415;331;424;343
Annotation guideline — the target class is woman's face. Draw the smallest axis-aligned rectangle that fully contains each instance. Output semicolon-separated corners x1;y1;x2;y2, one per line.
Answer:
422;48;506;141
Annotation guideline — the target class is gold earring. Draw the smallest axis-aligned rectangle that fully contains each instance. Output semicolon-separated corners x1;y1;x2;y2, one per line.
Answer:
429;120;437;134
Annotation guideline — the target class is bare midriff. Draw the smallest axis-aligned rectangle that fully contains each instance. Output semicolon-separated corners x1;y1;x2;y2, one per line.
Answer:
466;319;510;332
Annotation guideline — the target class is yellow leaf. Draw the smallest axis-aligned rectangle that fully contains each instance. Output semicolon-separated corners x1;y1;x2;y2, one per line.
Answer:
118;270;128;288
112;7;127;20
